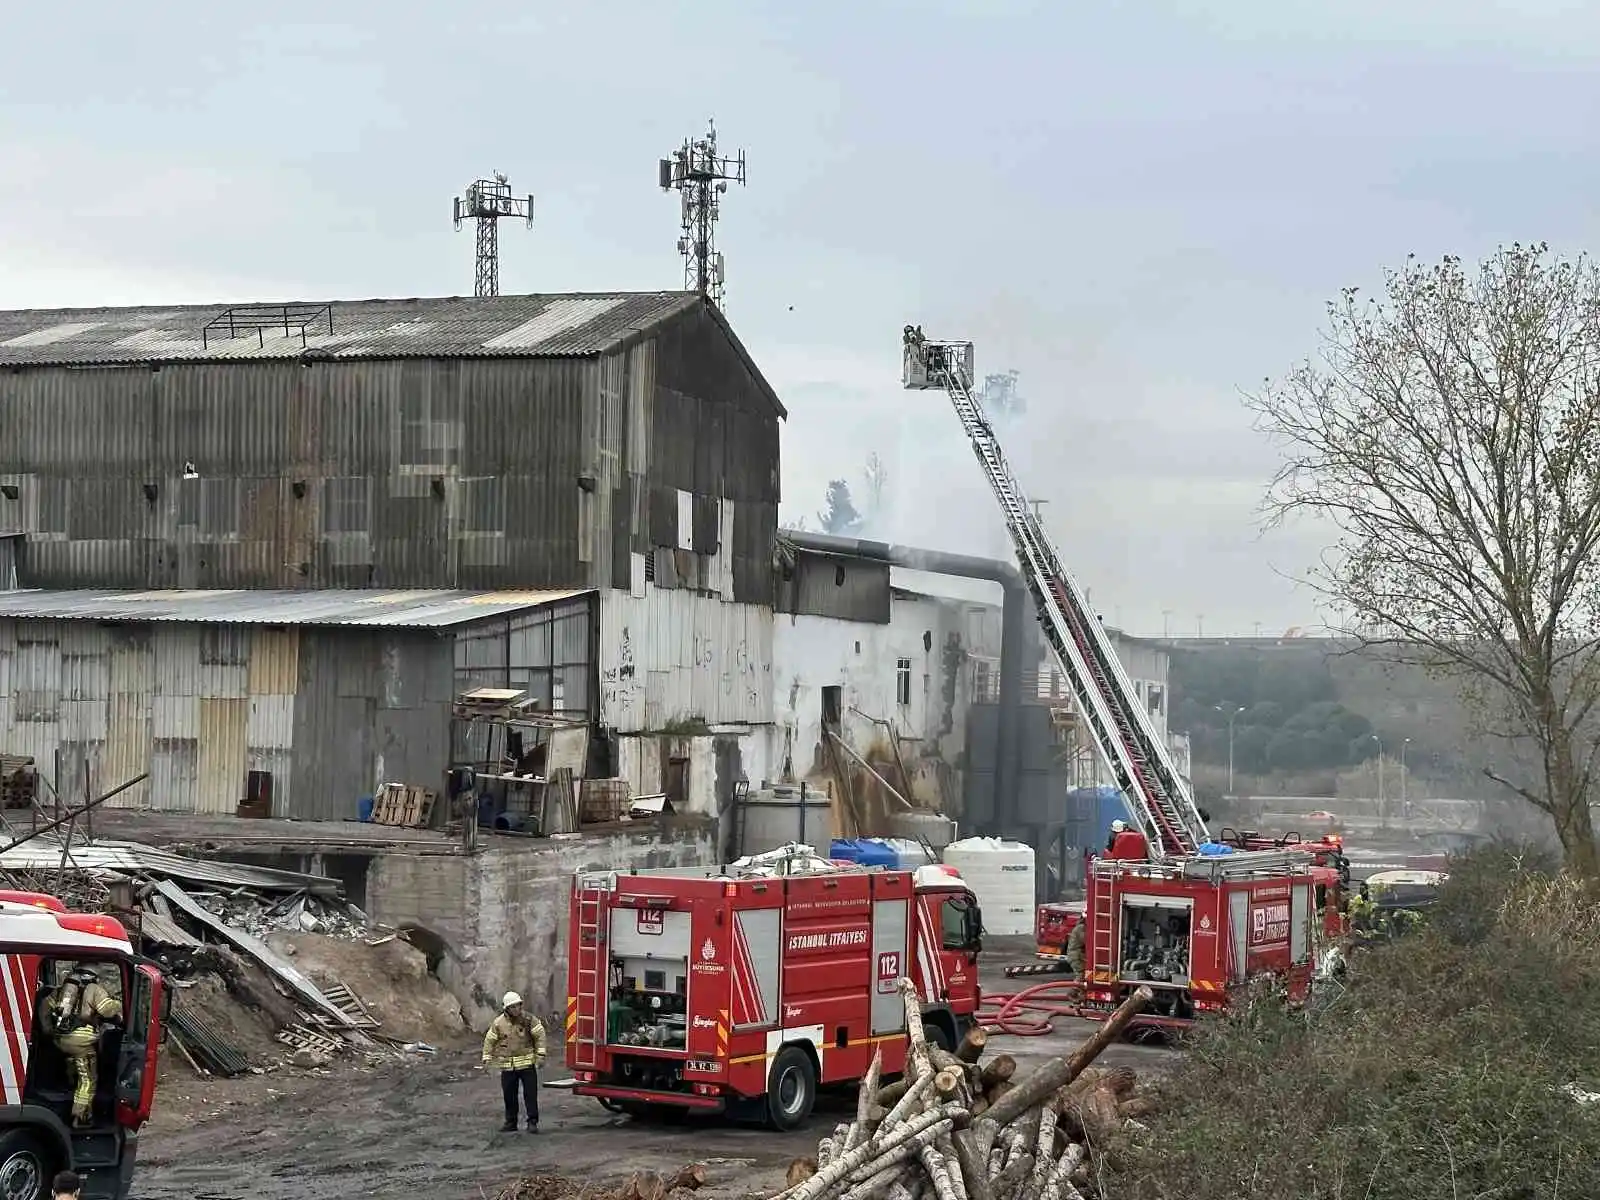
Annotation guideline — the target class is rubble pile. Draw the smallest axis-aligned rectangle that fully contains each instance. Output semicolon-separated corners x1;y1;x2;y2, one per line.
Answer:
190;888;372;940
773;982;1157;1200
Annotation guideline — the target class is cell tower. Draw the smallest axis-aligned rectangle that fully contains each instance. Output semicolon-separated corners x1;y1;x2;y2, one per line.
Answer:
452;172;534;298
659;120;746;308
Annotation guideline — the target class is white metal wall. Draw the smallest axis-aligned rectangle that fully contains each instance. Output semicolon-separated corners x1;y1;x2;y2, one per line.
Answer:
598;588;773;732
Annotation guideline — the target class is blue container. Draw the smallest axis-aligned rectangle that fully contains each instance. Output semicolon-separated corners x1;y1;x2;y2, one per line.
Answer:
1066;786;1130;849
357;794;375;822
830;838;899;867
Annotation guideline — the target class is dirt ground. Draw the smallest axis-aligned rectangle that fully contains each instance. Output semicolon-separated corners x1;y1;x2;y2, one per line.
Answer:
133;939;1175;1200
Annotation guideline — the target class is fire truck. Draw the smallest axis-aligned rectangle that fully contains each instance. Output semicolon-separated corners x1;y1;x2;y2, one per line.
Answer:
902;328;1330;1025
565;851;982;1129
0;891;167;1200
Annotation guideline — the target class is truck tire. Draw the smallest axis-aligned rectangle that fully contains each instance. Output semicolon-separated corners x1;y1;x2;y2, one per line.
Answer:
922;1020;955;1054
0;1130;51;1200
766;1046;817;1131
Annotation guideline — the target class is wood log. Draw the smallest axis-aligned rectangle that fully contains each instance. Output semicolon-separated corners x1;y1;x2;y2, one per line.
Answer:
846;1047;885;1152
956;1025;987;1063
981;986;1152;1131
990;1149;1036;1199
666;1163;708;1191
784;1158;817;1188
1062;1086;1121;1147
839;1164;911;1200
1040;1143;1087;1200
876;1077;913;1108
620;1170;665;1200
933;1067;963;1098
1031;1092;1062;1192
922;1135;967;1200
816;1136;837;1169
898;978;933;1078
977;1054;1016;1090
951;1127;995;1200
777;1105;965;1200
983;1079;1015;1107
883;1071;935;1128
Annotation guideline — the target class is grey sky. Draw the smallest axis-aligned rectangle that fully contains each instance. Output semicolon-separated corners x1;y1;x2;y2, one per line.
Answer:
3;1;1597;637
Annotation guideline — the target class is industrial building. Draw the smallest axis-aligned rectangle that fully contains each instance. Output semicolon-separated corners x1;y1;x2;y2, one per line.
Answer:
0;292;784;819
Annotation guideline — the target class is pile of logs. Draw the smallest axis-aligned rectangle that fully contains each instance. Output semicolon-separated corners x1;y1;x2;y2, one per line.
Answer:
772;981;1157;1200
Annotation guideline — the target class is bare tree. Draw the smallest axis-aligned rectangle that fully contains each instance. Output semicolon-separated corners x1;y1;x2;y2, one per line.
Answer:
1251;244;1600;874
861;452;889;526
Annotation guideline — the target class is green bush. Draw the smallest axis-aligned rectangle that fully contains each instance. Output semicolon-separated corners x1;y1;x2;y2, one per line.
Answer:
1102;845;1600;1200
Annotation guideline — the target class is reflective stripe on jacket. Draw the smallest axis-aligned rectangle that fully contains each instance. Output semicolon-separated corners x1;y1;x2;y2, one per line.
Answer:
483;1011;547;1070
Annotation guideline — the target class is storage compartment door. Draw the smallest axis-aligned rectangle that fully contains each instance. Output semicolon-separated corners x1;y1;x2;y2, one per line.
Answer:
1228;889;1249;982
1290;883;1311;965
870;898;910;1036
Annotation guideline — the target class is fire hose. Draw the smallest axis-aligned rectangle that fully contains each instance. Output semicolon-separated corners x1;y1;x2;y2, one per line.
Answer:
976;979;1106;1037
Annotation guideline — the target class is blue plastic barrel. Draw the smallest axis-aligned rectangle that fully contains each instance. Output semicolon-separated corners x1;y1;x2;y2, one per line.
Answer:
830;838;898;867
357;794;375;822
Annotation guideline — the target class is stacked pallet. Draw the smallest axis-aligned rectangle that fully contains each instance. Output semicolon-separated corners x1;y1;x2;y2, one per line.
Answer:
370;782;436;829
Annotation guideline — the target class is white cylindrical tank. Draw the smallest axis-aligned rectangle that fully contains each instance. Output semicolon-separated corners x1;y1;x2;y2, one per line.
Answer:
941;837;1036;935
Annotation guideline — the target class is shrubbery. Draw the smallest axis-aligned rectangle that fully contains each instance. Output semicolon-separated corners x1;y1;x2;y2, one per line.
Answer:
1102;846;1600;1200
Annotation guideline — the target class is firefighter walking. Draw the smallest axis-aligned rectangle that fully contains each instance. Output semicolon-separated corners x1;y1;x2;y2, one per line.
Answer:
46;966;122;1127
482;991;546;1132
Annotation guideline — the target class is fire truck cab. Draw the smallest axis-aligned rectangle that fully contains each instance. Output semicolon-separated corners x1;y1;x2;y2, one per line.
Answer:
0;894;167;1200
566;854;982;1129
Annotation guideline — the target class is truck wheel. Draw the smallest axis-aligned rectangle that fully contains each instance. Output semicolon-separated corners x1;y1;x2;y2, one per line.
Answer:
922;1020;955;1054
0;1131;50;1200
766;1046;817;1131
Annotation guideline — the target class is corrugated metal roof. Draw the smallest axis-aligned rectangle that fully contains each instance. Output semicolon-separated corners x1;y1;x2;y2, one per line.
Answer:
0;292;702;366
0;588;592;627
0;837;341;893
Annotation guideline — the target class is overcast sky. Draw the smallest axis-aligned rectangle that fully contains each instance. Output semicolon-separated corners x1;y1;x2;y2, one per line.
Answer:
3;1;1597;636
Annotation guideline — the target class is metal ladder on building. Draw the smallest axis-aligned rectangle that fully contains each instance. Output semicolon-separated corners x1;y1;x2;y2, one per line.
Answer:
571;886;606;1070
901;327;1209;860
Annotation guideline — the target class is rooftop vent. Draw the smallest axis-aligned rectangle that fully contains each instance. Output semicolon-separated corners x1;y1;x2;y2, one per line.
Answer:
201;303;334;350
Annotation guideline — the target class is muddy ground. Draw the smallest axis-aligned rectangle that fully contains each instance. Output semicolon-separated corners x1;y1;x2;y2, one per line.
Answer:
133;939;1176;1200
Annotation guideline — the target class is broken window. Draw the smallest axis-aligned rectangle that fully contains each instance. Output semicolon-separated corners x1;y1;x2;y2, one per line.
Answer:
896;657;912;706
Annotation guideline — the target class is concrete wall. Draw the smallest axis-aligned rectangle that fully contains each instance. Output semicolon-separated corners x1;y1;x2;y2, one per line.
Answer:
365;822;719;1030
771;590;1002;805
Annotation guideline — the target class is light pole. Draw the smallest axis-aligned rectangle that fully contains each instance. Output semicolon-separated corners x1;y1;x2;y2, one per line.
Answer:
1217;704;1245;795
1401;737;1411;820
1371;734;1385;827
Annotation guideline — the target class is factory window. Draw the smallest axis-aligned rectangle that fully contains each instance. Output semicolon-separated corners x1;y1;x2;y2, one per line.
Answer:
323;477;371;535
1146;684;1165;720
200;626;248;666
973;659;992;702
461;476;505;534
896;658;912;706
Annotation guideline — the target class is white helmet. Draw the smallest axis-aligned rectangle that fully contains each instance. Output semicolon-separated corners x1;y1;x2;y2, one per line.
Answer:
1111;820;1127;833
502;991;523;1009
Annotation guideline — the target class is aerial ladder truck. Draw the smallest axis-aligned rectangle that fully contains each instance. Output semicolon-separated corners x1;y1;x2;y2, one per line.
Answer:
901;328;1333;1022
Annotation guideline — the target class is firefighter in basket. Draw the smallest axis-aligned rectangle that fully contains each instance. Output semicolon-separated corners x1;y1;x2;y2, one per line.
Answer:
482;990;547;1133
44;965;123;1127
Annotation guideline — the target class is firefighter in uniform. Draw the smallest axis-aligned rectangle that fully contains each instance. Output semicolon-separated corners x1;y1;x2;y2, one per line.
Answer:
46;966;122;1127
482;991;547;1133
1064;918;1087;976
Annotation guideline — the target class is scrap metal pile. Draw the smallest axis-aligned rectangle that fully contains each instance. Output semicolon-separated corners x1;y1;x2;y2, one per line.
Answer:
773;982;1157;1200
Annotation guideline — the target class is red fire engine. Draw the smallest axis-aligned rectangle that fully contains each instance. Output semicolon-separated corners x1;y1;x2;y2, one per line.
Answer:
0;891;168;1200
565;858;982;1128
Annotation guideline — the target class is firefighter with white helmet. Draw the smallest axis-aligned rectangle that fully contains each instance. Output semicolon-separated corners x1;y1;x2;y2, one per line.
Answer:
482;989;547;1132
1105;819;1127;854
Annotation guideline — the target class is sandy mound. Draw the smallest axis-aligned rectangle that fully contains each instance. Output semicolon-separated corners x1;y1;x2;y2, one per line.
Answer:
170;970;283;1064
265;931;471;1047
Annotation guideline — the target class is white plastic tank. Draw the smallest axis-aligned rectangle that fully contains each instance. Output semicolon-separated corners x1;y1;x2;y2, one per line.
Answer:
941;837;1036;935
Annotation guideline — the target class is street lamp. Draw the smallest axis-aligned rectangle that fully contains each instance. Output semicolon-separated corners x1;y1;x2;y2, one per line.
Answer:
1371;734;1385;827
1216;704;1246;795
1401;737;1411;820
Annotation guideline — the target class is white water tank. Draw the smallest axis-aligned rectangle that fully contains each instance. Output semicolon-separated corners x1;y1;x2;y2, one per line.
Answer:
942;837;1036;936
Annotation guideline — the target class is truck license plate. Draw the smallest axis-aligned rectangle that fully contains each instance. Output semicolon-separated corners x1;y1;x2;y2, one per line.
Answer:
686;1059;721;1074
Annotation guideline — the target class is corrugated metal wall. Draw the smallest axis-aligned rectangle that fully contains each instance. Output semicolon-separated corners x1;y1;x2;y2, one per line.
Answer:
0;306;783;603
598;589;773;732
0;617;466;819
774;552;892;622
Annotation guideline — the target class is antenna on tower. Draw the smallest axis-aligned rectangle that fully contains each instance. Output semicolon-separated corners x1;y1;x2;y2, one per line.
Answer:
452;171;534;298
658;119;746;308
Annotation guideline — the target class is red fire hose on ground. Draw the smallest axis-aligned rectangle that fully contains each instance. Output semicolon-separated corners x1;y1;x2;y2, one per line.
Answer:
977;979;1105;1037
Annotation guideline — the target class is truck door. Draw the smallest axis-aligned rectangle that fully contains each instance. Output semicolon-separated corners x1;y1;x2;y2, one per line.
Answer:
114;962;164;1128
1227;889;1249;984
1290;883;1311;965
869;897;908;1036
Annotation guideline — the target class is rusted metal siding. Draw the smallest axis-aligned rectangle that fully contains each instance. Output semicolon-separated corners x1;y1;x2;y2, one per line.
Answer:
598;589;773;733
0;300;783;605
774;551;892;623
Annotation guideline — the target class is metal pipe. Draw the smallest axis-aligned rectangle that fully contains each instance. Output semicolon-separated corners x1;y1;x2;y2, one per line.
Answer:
4;772;150;855
827;731;914;810
782;531;1028;835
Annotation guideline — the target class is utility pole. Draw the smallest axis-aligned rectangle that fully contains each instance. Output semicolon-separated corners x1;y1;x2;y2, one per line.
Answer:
1216;704;1245;795
453;172;534;298
660;119;746;308
1401;737;1411;820
1372;734;1385;826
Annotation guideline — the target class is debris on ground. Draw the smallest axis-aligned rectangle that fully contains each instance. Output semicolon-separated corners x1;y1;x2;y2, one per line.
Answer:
0;832;468;1084
772;980;1157;1200
495;1163;710;1200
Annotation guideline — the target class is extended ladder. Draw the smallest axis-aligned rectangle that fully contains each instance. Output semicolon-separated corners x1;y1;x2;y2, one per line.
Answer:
901;327;1209;860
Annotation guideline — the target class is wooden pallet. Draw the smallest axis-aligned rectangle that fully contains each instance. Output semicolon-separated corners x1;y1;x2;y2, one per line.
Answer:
370;782;436;829
318;981;380;1029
